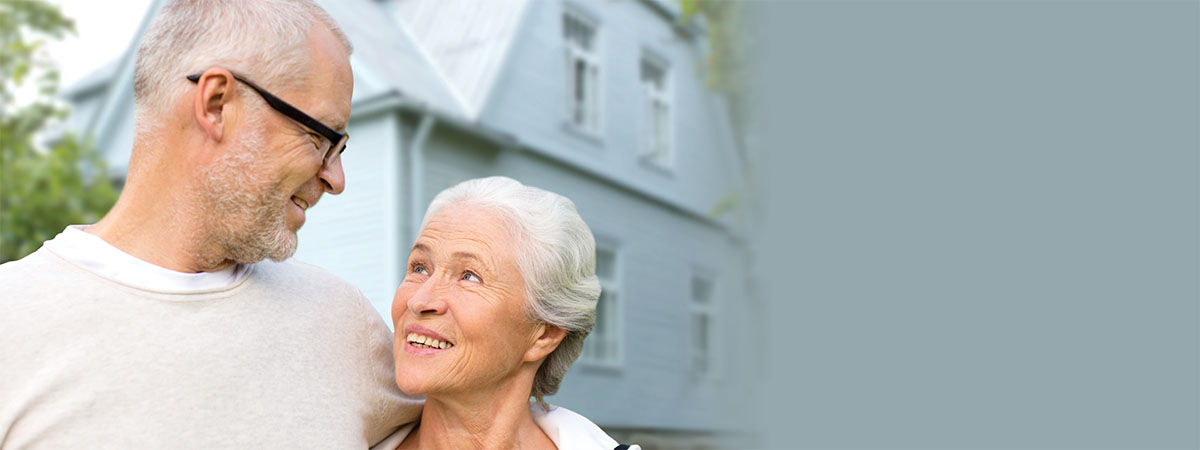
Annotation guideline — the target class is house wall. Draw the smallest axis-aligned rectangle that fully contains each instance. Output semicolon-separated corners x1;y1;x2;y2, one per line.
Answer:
480;0;745;232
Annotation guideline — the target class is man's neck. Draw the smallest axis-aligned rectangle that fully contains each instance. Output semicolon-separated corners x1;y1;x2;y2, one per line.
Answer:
88;181;233;273
403;376;555;450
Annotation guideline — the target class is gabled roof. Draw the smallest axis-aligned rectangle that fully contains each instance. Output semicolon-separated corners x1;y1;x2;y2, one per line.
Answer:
316;0;467;119
388;0;532;120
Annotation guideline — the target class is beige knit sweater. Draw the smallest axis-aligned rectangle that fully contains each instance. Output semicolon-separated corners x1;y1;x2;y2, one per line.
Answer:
0;246;422;449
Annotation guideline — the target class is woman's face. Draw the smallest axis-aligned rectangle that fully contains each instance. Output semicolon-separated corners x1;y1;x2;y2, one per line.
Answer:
392;204;545;397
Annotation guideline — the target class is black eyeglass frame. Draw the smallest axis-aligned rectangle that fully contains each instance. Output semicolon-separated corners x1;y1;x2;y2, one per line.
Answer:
186;71;347;167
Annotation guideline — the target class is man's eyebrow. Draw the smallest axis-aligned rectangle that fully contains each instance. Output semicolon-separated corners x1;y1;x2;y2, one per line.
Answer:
411;242;429;253
326;117;346;132
312;112;345;132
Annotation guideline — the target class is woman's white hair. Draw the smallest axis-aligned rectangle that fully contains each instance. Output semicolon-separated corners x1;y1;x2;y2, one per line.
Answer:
133;0;351;135
420;176;601;407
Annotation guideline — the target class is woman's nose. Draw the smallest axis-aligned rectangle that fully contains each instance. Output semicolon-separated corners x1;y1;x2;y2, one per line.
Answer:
406;280;448;316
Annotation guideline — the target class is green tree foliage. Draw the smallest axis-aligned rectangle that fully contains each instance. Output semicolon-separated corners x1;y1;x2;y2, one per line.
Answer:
680;0;754;221
680;0;747;98
680;0;749;140
0;0;119;263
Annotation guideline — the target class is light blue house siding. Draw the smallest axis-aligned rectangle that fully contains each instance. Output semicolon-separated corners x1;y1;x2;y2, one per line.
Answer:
481;0;745;224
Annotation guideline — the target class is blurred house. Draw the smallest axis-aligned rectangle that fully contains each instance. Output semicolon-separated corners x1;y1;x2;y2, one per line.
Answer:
63;0;754;444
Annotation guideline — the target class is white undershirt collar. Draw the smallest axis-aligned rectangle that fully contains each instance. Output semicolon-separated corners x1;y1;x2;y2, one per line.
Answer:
42;225;247;293
369;404;635;450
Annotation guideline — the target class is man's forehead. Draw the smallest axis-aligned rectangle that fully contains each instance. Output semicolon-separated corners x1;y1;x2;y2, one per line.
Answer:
300;72;351;131
300;23;354;131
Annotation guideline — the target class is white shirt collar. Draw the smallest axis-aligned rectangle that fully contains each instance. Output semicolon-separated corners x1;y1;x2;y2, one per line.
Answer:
370;404;636;450
533;404;633;450
41;225;247;293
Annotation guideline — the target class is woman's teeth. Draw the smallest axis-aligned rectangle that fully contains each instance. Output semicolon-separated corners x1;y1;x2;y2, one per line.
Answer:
407;332;453;349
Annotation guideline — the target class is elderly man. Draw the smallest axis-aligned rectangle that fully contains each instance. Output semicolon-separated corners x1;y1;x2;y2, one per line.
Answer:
0;0;420;448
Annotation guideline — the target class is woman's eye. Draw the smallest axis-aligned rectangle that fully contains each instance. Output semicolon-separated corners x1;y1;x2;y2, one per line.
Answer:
462;271;481;283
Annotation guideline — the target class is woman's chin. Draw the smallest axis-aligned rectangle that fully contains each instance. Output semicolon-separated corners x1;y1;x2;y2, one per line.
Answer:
394;376;433;397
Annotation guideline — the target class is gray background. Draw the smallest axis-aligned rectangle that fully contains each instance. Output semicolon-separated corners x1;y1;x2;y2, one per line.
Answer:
751;0;1199;448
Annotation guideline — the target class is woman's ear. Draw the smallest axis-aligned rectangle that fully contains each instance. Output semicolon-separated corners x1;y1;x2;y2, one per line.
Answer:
524;324;567;363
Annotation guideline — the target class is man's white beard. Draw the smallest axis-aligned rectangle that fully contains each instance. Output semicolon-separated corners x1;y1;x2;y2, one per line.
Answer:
196;121;298;267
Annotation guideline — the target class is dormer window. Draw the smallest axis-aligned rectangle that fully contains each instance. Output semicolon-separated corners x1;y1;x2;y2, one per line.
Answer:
563;10;601;135
640;55;671;168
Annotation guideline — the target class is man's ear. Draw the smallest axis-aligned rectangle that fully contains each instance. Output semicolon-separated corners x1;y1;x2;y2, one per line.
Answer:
523;324;568;364
192;68;236;142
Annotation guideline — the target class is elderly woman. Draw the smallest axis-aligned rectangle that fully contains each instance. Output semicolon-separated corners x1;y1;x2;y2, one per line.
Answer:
372;177;638;450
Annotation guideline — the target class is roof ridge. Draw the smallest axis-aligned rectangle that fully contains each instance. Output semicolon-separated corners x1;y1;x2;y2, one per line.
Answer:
391;7;475;120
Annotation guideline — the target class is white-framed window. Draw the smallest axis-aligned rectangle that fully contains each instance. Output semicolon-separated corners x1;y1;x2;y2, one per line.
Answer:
581;243;620;365
640;54;672;168
563;8;601;135
690;271;716;380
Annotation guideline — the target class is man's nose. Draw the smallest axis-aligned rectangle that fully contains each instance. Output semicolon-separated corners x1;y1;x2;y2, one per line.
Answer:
319;154;345;195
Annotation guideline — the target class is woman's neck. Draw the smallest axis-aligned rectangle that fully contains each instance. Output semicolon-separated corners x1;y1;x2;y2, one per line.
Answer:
401;380;556;450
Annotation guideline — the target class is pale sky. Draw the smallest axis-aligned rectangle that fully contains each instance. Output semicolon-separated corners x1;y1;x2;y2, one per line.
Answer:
44;0;155;91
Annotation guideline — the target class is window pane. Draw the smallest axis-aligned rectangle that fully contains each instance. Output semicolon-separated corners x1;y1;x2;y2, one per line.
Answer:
642;57;669;163
573;59;586;125
581;28;593;51
644;95;654;155
565;51;575;122
564;13;594;51
564;12;598;133
641;59;664;89
655;101;668;162
564;15;579;44
584;289;618;362
595;247;615;280
587;65;599;132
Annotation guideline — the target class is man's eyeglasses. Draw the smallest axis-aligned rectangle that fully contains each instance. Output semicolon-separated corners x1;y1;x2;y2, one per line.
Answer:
186;71;347;168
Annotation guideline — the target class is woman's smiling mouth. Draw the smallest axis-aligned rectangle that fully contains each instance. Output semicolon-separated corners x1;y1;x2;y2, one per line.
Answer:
405;332;454;350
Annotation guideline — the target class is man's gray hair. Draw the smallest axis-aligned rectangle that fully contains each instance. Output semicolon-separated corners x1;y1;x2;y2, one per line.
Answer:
421;177;601;407
133;0;351;133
